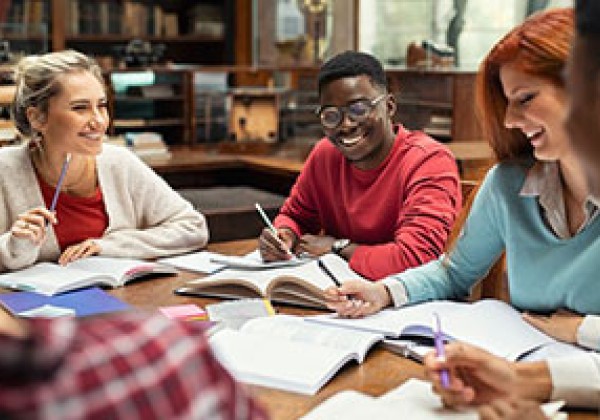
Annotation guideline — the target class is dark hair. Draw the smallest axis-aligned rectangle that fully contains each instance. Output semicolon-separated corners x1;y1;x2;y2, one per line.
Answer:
476;8;573;162
576;0;600;35
317;51;387;95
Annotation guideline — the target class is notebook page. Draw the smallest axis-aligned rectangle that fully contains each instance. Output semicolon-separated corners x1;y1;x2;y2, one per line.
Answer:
158;251;225;274
209;328;354;395
441;300;555;360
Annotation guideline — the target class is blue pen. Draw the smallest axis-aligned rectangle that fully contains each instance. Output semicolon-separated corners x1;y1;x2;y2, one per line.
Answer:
49;153;72;213
433;313;450;389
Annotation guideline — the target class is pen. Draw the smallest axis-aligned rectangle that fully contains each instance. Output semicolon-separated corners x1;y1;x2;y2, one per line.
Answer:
317;258;342;287
255;202;293;257
433;313;450;389
49;153;72;213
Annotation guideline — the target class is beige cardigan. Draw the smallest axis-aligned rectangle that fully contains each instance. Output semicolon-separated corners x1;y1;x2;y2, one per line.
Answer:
0;143;208;271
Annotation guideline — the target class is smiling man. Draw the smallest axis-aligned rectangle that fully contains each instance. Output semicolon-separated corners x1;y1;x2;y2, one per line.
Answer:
259;51;461;280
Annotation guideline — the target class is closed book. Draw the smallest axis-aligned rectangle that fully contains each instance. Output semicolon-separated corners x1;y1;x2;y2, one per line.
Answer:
0;286;130;317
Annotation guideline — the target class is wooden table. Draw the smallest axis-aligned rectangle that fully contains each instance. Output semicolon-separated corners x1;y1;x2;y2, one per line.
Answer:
108;239;598;420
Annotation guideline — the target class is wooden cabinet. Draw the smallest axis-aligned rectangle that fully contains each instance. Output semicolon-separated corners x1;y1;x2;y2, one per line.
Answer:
386;68;482;143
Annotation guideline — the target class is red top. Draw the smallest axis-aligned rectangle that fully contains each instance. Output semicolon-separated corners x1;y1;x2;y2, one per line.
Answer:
38;176;108;250
274;125;462;280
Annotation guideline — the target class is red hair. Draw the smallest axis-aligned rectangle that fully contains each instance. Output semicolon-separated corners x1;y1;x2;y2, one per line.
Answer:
476;8;574;162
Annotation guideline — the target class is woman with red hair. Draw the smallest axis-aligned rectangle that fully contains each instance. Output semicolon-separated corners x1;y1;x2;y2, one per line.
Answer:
326;8;600;356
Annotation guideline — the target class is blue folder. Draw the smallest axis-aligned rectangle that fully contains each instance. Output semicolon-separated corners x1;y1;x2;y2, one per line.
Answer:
0;287;131;317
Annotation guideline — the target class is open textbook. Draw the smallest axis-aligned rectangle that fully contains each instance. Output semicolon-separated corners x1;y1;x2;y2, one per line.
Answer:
301;378;566;420
0;256;177;296
176;253;365;309
307;299;586;361
208;315;383;395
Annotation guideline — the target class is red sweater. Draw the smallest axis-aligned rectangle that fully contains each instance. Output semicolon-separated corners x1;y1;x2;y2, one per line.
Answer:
38;176;108;251
274;125;461;280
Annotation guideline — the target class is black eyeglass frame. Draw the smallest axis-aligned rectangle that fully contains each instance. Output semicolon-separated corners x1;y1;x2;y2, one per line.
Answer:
315;94;387;129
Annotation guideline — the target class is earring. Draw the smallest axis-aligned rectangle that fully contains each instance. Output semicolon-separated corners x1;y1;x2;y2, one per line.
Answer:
30;131;44;152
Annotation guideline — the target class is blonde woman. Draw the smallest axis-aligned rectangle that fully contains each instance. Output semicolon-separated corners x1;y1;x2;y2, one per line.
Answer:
0;50;208;270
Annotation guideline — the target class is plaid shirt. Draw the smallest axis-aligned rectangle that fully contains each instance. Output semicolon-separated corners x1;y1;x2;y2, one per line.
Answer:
0;314;267;420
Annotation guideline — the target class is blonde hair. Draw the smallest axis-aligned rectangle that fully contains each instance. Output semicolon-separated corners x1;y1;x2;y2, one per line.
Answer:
11;50;104;138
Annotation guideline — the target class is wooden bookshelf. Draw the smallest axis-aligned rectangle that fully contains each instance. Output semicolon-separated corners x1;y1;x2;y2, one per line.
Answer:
1;0;235;65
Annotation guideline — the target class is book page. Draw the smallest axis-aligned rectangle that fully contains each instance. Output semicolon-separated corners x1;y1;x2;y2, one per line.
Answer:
307;300;466;337
209;249;311;270
309;299;561;361
270;253;366;293
300;391;378;420
209;328;356;395
190;268;278;296
67;256;175;286
441;300;555;360
158;251;226;274
0;263;110;295
241;315;383;362
303;378;565;420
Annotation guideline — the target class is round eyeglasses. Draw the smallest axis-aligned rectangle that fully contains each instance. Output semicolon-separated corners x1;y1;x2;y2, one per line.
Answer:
316;94;387;129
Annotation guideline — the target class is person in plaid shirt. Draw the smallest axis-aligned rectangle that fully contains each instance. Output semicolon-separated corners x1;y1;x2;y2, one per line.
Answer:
0;309;266;419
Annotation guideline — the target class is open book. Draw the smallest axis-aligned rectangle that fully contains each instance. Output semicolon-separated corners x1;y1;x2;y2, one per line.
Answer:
307;299;585;361
0;256;177;296
301;378;566;420
176;253;364;309
209;315;383;395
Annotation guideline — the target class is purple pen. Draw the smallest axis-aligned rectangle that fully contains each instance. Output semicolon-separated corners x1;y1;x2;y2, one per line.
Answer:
433;313;450;389
49;153;72;213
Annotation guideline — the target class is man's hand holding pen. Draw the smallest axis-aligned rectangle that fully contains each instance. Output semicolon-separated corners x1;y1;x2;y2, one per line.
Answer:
259;227;297;261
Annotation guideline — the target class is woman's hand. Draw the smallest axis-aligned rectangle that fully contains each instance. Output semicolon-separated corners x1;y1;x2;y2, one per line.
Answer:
10;207;57;246
59;239;101;265
323;280;392;317
522;309;583;344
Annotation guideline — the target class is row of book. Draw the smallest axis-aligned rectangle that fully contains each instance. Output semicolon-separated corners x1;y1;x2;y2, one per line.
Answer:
65;1;225;38
67;0;178;37
0;0;48;34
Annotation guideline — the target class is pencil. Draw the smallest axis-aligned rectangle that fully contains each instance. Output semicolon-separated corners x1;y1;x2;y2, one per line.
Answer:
255;203;293;257
49;153;72;212
317;258;342;287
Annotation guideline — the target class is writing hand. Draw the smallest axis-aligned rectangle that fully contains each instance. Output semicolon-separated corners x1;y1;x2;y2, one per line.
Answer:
58;239;101;265
324;280;391;317
258;227;296;261
10;207;57;246
522;309;583;345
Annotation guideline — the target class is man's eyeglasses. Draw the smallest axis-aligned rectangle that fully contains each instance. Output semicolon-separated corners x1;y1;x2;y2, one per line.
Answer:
316;94;387;129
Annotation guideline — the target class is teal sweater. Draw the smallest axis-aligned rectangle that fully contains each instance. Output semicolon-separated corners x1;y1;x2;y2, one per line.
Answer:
397;162;600;314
